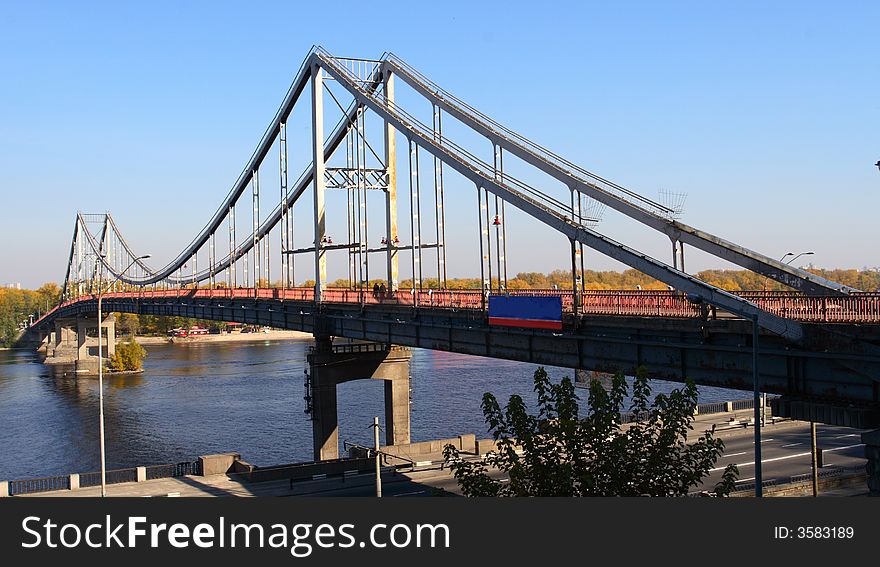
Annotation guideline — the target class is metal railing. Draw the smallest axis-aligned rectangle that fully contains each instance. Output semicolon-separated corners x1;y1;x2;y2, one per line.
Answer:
734;464;866;493
615;397;777;424
145;460;202;480
695;401;727;414
7;475;70;496
730;399;756;411
80;468;138;488
6;460;203;496
31;288;880;329
310;342;408;355
789;464;866;484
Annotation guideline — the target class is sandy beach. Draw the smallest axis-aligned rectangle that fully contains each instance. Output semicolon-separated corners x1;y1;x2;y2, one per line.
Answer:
131;329;312;345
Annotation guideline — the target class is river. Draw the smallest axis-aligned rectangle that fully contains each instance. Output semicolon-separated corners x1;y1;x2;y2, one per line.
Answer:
0;339;741;481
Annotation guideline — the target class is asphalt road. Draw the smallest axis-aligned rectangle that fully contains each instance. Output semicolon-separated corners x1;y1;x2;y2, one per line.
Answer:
290;421;867;497
699;422;866;492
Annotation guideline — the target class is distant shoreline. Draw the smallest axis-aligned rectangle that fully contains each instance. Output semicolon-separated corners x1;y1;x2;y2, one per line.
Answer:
130;329;312;346
2;329;313;351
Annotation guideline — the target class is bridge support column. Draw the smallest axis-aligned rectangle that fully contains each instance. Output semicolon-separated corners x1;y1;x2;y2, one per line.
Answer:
45;319;78;364
863;429;880;496
105;317;116;359
74;314;116;375
384;366;411;447
310;370;339;462
36;327;54;355
307;340;412;461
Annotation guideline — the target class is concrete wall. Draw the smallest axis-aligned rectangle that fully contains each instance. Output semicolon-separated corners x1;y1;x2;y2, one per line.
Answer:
377;434;477;462
731;471;867;497
199;453;241;476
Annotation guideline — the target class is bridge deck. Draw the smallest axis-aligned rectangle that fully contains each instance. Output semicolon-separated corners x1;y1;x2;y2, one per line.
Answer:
31;288;880;329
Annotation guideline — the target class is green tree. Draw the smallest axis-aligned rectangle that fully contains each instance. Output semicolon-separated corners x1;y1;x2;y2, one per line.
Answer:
443;367;738;496
107;339;147;372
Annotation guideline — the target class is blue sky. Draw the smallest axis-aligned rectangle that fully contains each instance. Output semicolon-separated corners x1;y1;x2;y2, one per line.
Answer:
1;1;878;288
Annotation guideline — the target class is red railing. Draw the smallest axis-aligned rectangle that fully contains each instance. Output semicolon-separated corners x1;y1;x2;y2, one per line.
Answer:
30;288;880;327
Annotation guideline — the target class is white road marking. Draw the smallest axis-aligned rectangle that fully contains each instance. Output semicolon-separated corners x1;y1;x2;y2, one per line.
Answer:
710;443;864;472
393;490;427;497
825;443;864;453
781;443;802;448
710;452;809;472
724;452;748;457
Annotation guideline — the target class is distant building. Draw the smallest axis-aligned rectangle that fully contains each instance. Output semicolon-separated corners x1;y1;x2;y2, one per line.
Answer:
2;282;21;290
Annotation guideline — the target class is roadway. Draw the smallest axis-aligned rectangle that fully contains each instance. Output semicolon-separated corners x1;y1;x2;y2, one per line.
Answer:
287;420;869;497
20;421;867;498
700;422;867;492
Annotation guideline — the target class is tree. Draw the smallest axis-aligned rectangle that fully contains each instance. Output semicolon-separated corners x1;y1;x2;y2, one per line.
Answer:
443;367;738;496
116;313;140;336
107;339;147;372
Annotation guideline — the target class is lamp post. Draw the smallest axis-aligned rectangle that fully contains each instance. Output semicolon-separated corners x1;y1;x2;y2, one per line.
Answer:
762;252;815;422
782;250;818;494
372;416;382;498
97;253;150;497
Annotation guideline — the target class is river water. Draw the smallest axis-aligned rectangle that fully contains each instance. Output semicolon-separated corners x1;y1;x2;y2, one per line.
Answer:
0;339;741;481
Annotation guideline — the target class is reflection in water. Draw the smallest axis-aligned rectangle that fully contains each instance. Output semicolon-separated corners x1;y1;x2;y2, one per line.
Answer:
0;340;740;480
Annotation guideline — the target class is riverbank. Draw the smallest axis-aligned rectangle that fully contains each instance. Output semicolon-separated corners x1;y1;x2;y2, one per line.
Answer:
132;329;312;345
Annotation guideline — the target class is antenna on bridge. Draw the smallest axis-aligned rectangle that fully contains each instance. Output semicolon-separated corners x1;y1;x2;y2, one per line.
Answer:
658;189;687;220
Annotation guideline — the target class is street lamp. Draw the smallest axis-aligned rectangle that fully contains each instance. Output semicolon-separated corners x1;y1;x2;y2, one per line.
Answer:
97;253;150;497
781;250;820;492
784;251;814;266
762;251;813;422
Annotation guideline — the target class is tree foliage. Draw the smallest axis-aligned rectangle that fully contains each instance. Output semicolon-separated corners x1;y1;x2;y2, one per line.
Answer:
107;339;147;372
443;367;738;497
116;313;141;336
0;283;61;347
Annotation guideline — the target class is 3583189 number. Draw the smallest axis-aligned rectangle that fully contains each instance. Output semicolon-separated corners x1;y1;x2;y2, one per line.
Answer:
796;526;854;539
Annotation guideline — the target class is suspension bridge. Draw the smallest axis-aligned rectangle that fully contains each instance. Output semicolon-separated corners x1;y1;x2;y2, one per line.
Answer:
26;47;880;469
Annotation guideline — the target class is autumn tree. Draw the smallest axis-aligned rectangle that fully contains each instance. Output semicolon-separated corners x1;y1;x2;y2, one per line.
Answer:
444;367;738;496
107;339;147;372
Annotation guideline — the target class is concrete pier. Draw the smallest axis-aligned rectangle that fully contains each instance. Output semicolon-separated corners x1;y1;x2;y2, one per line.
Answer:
307;339;412;461
42;314;116;375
